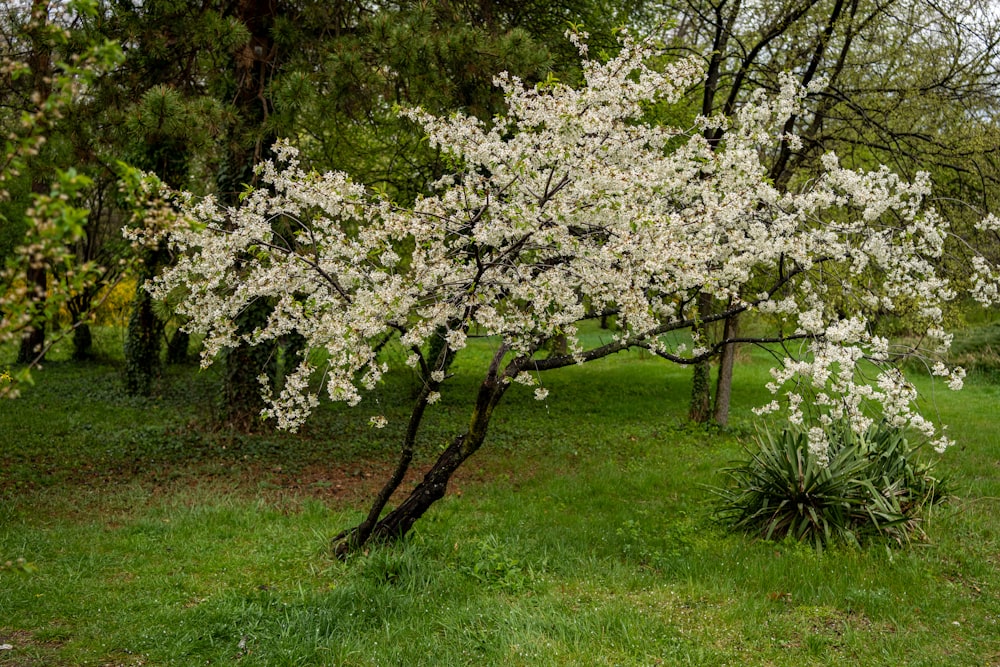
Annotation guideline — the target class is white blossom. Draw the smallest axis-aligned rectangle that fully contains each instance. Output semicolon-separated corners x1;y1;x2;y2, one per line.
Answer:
807;426;830;467
513;372;537;386
149;34;999;446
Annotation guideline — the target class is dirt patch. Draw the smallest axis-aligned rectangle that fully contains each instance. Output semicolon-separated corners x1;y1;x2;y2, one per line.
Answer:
0;629;67;667
244;456;502;503
2;447;531;522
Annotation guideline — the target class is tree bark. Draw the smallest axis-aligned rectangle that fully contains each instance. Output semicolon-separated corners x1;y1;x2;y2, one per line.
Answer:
166;329;189;364
222;299;276;428
713;312;739;426
333;344;507;557
218;0;281;425
68;294;94;361
17;0;52;366
16;265;46;364
72;321;93;362
123;258;164;395
688;291;713;423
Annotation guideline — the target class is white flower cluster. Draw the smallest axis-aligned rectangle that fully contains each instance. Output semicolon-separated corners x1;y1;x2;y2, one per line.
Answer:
151;36;1000;449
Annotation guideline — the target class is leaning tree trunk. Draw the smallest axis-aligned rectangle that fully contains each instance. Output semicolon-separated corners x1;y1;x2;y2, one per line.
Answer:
333;346;507;558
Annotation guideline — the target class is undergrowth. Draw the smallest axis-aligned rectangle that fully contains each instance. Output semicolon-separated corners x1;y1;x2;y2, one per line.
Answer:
0;326;998;665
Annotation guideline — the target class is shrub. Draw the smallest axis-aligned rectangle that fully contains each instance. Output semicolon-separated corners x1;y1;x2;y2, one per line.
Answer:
713;422;946;549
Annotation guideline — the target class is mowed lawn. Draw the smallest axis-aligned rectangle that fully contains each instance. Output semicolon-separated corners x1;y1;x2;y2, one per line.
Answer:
1;326;999;666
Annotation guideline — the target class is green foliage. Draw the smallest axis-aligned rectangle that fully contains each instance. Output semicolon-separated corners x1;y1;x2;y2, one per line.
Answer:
457;534;539;593
714;422;947;549
0;0;162;384
271;0;637;204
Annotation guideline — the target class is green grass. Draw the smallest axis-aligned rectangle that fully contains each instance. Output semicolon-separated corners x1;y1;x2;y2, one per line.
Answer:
1;326;999;665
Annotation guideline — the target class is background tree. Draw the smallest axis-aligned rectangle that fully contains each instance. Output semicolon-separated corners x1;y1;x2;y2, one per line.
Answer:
106;1;236;394
3;0;56;365
1;0;231;379
0;0;130;390
0;0;631;403
272;0;654;199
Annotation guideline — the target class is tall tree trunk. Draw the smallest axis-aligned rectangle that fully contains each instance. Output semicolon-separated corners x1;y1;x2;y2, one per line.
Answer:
221;299;276;428
123;251;165;395
68;294;94;361
689;360;712;422
685;0;738;411
72;321;93;361
688;292;713;423
713;312;739;426
17;265;46;364
17;0;52;366
219;0;280;426
166;329;189;364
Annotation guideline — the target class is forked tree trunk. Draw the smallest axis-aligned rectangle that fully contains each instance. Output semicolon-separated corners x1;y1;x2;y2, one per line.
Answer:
333;350;508;557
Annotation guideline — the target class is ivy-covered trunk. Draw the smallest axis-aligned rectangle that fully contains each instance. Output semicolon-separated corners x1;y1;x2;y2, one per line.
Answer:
214;0;282;426
221;299;276;428
123;251;165;395
166;329;189;365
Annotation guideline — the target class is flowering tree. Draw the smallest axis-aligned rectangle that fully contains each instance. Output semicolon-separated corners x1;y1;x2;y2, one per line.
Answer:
151;35;998;555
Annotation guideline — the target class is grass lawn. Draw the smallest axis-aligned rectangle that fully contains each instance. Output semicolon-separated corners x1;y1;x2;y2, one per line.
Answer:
1;326;999;666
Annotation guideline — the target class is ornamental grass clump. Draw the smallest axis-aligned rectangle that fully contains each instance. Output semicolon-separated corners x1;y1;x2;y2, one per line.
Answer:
714;422;946;549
